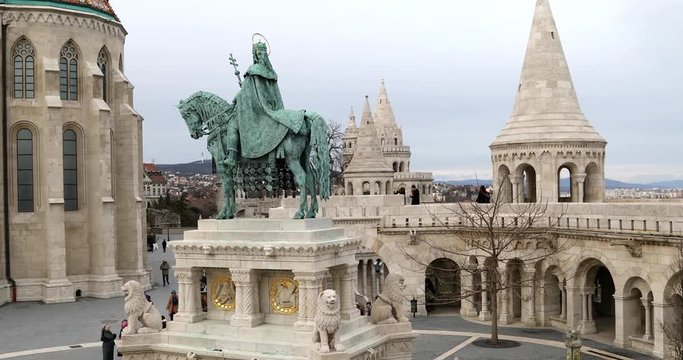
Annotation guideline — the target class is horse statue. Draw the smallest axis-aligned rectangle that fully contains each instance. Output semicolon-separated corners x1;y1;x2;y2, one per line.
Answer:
178;90;330;219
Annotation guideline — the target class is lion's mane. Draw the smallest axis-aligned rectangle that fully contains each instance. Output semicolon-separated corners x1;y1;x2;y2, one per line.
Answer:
315;289;341;331
382;273;406;303
123;281;147;317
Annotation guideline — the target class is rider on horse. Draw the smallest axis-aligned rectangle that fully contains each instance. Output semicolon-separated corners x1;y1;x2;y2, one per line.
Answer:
224;41;308;166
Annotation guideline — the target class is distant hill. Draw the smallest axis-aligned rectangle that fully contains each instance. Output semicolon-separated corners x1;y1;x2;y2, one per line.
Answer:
156;160;212;175
438;178;683;190
157;161;683;189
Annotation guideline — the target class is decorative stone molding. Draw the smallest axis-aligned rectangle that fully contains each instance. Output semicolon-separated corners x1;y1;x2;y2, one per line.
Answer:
171;240;362;258
609;238;642;258
2;10;126;39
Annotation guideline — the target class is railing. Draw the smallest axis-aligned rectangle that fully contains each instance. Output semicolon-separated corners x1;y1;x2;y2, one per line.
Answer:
393;172;433;181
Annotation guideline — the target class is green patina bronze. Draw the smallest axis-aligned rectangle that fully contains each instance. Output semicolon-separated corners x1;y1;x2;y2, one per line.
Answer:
178;40;330;220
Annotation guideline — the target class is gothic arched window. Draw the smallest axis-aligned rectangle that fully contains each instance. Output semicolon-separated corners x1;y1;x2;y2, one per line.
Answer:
63;129;78;211
17;129;34;212
59;41;79;100
13;37;35;99
97;47;110;102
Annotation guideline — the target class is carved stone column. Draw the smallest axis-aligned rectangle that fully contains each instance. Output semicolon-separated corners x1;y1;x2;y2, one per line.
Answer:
460;265;478;317
522;266;536;325
340;265;359;320
511;175;522;203
362;260;368;298
478;266;491;320
642;298;652;340
230;269;263;327
572;173;586;203
174;268;204;323
560;287;567;319
498;268;511;324
293;270;327;330
581;289;596;334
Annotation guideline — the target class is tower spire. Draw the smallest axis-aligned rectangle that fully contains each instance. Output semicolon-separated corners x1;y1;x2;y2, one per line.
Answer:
347;107;356;128
360;95;374;127
491;0;604;146
374;79;396;125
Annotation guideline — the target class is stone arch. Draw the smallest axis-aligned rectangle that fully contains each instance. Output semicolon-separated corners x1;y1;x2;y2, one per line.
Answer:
59;39;81;101
374;181;382;195
507;258;524;320
426;258;460;313
346;182;353;195
399;161;406;172
514;163;536;203
497;165;512;203
621;277;653;342
542;265;564;321
584;162;601;203
557;162;578;202
63;122;87;210
663;270;683;356
573;257;616;335
392;161;398;172
385;181;391;195
362;181;370;195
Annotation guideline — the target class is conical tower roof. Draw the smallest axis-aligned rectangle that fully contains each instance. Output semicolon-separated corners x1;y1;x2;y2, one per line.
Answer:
491;0;605;147
347;107;356;129
345;97;393;175
374;79;397;125
360;96;374;128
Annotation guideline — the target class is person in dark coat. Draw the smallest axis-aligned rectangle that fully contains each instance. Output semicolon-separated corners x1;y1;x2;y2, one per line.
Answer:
160;259;170;286
476;185;491;204
101;323;116;360
410;185;420;205
162;238;167;253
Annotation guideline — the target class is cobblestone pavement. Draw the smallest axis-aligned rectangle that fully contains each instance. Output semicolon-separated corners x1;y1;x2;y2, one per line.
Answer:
0;238;657;359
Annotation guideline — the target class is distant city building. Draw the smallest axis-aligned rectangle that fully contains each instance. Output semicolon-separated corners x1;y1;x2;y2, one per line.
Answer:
143;163;167;204
0;0;150;305
342;80;434;199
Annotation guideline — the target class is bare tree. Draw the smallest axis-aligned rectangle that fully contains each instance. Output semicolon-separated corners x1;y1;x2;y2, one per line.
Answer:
663;240;683;359
401;179;570;346
326;119;347;188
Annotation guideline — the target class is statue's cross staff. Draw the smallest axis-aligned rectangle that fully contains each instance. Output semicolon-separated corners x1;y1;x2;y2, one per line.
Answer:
229;53;242;88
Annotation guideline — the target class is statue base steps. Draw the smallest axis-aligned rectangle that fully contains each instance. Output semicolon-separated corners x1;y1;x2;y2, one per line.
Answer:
120;317;414;359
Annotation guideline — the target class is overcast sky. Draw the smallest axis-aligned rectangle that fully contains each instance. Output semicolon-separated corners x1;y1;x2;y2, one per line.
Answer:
112;0;683;183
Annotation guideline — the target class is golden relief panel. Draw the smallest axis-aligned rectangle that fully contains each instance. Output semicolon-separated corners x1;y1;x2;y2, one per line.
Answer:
210;274;236;311
270;277;299;315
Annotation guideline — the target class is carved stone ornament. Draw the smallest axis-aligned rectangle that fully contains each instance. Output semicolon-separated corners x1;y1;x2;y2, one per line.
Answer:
609;238;642;258
270;277;299;315
210;274;236;311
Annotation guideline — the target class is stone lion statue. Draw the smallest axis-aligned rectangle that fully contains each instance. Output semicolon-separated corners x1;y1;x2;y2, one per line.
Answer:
312;289;343;353
122;280;163;335
371;273;409;325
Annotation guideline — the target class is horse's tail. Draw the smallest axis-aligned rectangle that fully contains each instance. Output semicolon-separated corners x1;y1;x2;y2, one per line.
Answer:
308;113;331;200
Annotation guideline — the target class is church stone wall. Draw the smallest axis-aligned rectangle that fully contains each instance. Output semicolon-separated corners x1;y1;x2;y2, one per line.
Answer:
0;5;148;304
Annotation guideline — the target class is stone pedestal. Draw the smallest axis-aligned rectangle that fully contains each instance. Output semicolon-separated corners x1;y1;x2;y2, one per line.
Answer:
119;218;414;360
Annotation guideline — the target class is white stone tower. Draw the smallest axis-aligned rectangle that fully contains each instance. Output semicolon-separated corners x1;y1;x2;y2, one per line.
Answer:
490;0;606;204
343;96;394;195
342;107;358;167
374;80;411;173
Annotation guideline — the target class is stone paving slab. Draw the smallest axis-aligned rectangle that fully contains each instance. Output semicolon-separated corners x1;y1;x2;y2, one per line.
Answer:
411;315;655;360
412;334;468;360
450;341;603;360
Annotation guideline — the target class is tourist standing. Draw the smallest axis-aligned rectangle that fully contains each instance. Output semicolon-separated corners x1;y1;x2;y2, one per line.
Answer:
162;238;167;253
166;290;179;321
200;272;208;312
100;323;116;360
476;185;491;203
117;319;128;357
410;185;420;205
160;259;170;286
